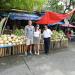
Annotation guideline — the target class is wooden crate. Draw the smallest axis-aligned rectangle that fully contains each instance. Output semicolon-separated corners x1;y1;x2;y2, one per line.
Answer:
0;44;26;57
0;47;12;57
50;40;60;49
60;39;68;48
40;43;44;53
12;44;26;55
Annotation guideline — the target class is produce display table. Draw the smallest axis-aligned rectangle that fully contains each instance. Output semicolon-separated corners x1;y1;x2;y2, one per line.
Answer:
0;44;26;57
12;44;26;55
40;43;44;53
0;39;68;57
50;39;68;49
50;40;60;49
40;39;68;52
0;33;68;57
0;34;26;57
60;39;68;48
0;24;69;57
0;45;13;57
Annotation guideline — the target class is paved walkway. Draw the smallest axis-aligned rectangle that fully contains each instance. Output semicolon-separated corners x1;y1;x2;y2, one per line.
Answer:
0;42;75;75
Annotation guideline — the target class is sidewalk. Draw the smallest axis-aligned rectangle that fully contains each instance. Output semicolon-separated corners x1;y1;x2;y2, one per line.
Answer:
0;42;75;75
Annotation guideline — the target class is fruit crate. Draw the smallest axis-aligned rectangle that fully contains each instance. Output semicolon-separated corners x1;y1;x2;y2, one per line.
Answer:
12;44;26;55
50;40;61;49
0;46;12;57
0;44;26;57
60;39;68;48
40;43;44;53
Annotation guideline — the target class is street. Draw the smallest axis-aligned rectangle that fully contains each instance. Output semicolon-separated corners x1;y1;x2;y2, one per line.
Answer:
0;42;75;75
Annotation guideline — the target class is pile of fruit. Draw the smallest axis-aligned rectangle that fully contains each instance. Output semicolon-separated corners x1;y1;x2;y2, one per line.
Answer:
0;34;26;46
51;30;67;41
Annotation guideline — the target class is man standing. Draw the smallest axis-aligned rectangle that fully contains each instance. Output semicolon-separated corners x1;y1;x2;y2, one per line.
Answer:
25;20;34;55
43;25;52;54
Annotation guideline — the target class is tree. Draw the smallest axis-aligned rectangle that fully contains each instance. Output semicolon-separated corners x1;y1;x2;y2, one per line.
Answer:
0;0;46;12
64;0;75;13
34;0;47;11
0;0;11;9
44;0;64;13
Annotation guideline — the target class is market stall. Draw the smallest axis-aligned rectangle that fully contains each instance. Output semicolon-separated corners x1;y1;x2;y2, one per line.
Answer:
0;13;40;57
0;12;69;57
0;33;26;57
0;30;68;57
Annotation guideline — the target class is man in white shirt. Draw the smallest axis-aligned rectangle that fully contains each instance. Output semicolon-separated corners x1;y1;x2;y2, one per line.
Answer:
43;25;52;54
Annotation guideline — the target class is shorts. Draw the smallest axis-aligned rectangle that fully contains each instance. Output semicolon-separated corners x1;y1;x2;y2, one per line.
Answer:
26;38;33;45
33;37;40;44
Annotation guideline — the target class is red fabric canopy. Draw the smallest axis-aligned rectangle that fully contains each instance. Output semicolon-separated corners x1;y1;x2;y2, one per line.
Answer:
61;24;75;28
36;11;68;24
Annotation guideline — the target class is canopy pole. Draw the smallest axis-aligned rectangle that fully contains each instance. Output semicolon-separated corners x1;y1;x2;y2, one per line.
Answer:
0;18;6;34
1;14;10;34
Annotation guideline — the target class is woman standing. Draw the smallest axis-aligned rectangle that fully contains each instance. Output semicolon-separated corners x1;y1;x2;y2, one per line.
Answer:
43;25;52;54
34;25;41;55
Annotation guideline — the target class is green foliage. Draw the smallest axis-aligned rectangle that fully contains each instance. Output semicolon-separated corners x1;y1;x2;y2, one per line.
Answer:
45;0;64;13
0;0;46;12
35;0;46;11
70;13;75;23
0;0;11;9
9;0;35;11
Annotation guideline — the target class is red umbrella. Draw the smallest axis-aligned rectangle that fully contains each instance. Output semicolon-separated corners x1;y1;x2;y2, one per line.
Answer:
61;24;75;28
36;11;68;24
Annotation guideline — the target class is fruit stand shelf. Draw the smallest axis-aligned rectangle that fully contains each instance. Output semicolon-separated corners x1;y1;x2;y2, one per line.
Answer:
50;39;68;49
0;44;26;57
0;31;68;57
0;39;68;57
0;45;13;48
